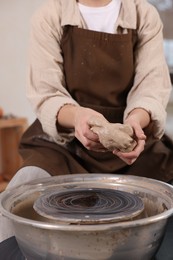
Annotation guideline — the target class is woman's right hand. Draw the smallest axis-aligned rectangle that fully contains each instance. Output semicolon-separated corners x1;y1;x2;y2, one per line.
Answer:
74;106;107;151
57;105;107;151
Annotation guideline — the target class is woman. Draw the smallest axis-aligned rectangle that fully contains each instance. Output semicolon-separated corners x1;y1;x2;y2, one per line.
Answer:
0;0;173;244
17;0;172;180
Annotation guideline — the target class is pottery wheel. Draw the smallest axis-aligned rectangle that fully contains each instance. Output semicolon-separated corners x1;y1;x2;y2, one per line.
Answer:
33;188;144;224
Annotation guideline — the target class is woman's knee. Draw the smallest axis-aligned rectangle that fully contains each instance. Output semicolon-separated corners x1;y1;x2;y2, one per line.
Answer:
6;166;51;190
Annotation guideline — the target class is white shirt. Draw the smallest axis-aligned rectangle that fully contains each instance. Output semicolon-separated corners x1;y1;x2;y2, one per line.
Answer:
78;0;122;33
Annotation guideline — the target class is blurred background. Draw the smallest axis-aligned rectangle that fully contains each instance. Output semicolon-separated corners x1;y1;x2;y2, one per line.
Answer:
0;0;43;123
0;0;173;135
149;0;173;138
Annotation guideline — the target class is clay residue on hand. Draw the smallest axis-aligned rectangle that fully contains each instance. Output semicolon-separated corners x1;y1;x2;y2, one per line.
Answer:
88;117;137;153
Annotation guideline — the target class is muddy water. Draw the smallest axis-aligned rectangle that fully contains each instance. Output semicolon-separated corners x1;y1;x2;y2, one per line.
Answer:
11;191;168;224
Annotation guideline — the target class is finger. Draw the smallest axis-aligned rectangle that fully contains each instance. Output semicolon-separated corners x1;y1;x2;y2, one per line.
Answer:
83;127;100;142
79;136;106;151
113;154;137;165
85;131;100;142
113;149;136;158
114;150;138;164
132;139;145;155
133;127;146;140
113;140;145;163
121;157;137;165
122;139;145;156
137;132;146;140
75;126;100;144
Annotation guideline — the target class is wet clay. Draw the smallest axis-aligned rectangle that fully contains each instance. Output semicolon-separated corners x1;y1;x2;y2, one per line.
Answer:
11;190;168;224
88;117;137;152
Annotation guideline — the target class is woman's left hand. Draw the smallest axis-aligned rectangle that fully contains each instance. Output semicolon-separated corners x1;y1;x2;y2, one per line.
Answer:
113;112;147;164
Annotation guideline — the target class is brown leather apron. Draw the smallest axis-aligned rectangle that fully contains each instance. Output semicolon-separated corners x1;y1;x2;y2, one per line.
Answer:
19;26;173;182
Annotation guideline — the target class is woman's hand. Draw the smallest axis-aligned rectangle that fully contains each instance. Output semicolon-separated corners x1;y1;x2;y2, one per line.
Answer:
113;108;150;165
112;121;146;164
74;107;108;151
57;105;107;151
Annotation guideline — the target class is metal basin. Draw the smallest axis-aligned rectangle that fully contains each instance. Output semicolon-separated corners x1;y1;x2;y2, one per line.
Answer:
0;173;173;260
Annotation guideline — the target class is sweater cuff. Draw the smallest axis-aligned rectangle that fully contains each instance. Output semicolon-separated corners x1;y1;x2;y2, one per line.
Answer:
39;96;79;144
124;101;167;139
